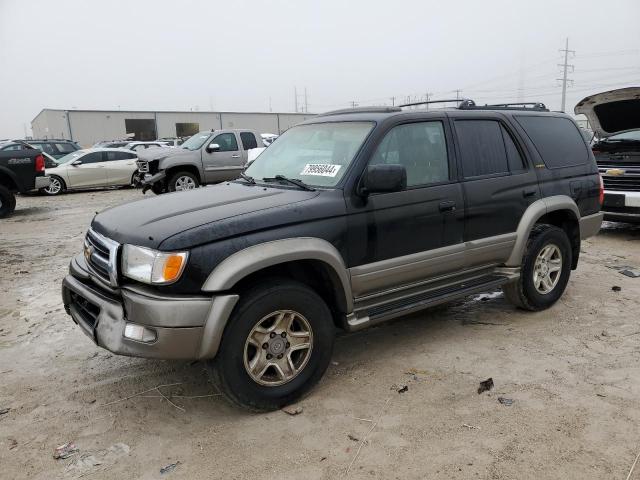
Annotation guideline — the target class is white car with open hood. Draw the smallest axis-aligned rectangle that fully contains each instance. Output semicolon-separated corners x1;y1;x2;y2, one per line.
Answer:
43;148;139;195
575;87;640;222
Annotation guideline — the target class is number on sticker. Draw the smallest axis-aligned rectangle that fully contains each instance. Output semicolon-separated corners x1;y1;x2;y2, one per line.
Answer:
300;164;341;177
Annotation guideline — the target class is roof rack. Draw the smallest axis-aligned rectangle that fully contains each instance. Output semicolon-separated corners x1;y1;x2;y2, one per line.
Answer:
398;99;469;108
319;106;402;117
459;102;548;112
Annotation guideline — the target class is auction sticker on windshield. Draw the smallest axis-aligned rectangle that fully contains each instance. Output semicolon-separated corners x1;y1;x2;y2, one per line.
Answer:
300;164;341;177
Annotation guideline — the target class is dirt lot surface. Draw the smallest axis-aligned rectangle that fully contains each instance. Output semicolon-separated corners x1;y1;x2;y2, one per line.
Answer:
1;189;640;480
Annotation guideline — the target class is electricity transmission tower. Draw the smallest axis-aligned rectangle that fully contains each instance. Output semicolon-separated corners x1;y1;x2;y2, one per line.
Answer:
557;38;575;112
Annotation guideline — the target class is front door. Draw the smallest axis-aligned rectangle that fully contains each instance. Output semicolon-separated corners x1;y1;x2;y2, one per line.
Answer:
202;132;245;183
347;119;465;297
450;117;541;267
66;151;108;188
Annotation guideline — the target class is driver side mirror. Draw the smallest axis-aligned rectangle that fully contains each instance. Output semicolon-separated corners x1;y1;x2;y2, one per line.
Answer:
360;164;407;196
71;160;83;166
206;143;220;153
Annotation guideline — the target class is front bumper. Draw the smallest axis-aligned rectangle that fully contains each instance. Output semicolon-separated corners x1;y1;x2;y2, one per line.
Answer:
62;254;238;360
602;191;640;222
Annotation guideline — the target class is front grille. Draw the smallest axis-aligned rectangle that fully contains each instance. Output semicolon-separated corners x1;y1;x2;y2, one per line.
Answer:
602;176;640;192
85;228;120;286
70;291;100;329
136;160;149;173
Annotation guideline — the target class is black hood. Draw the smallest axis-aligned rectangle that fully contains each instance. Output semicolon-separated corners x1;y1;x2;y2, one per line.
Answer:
91;182;325;250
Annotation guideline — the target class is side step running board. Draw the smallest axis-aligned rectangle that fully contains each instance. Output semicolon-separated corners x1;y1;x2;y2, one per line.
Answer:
346;275;510;331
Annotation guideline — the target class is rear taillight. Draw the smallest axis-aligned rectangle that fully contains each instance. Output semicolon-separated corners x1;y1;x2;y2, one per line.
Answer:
35;154;45;173
598;174;604;205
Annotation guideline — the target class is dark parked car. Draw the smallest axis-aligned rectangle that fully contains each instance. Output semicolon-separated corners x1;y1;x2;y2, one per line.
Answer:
575;87;640;222
0;149;49;217
0;139;81;161
62;101;602;411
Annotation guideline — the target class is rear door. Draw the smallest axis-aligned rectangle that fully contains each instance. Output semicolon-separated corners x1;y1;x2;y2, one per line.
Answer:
451;115;541;268
104;150;137;185
66;151;108;188
202;132;244;182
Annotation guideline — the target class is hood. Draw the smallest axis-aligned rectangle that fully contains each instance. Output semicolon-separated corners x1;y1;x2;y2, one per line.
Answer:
136;146;192;161
574;87;640;138
91;182;322;249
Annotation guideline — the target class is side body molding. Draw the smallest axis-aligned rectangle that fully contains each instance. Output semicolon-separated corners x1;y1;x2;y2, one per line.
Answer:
505;195;579;267
201;237;354;312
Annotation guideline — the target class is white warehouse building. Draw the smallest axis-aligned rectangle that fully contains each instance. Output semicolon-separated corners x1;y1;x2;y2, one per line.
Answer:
31;109;315;147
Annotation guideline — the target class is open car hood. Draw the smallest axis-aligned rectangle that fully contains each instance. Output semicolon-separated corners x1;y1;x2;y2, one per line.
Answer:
574;87;640;138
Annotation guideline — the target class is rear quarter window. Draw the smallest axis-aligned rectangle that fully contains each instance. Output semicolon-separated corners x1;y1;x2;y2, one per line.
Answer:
515;116;589;169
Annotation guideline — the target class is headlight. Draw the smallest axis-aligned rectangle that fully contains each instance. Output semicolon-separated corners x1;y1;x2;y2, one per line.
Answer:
122;244;188;285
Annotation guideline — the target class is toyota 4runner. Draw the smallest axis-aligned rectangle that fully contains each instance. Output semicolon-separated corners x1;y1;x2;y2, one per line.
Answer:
62;100;603;411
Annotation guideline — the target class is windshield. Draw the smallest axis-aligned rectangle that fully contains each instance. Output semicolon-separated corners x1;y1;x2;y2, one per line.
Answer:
245;122;374;187
57;150;85;164
181;132;212;151
603;130;640;142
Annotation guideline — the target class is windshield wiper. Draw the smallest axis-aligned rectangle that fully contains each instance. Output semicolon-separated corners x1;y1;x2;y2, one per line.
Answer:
263;175;315;191
239;171;256;185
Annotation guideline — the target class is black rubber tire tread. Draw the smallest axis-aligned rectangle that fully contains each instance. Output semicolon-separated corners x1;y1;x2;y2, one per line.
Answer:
41;175;66;196
502;224;572;311
167;171;199;192
207;279;335;412
0;184;16;218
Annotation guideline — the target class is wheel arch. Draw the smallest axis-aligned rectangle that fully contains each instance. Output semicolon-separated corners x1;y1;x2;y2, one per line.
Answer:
165;164;202;183
202;238;353;319
506;196;580;268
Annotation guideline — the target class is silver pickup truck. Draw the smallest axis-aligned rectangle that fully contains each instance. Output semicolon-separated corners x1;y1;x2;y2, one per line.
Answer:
135;129;261;194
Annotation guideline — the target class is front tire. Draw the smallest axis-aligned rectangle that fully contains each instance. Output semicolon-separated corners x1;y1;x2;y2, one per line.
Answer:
42;175;65;196
503;224;572;311
208;280;335;411
167;171;199;192
0;185;16;218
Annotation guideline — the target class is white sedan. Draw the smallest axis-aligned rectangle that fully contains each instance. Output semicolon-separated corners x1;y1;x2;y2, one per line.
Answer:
43;148;139;195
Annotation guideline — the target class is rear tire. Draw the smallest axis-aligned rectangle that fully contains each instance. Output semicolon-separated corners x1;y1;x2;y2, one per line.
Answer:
503;224;572;311
0;185;16;218
42;175;65;196
207;279;335;412
167;171;199;192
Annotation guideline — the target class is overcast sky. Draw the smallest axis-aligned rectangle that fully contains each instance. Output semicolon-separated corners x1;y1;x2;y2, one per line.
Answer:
1;0;639;137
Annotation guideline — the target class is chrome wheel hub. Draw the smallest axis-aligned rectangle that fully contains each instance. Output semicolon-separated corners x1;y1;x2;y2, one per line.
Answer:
533;244;562;294
244;310;313;387
175;176;196;191
46;178;61;194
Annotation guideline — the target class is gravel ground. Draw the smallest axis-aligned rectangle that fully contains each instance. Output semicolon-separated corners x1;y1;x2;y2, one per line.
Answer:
1;188;639;480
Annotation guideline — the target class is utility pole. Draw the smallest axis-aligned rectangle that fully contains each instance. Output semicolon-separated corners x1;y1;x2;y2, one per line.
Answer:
390;96;395;106
557;37;575;112
350;100;358;108
425;92;432;110
304;87;308;113
294;87;298;113
454;89;462;101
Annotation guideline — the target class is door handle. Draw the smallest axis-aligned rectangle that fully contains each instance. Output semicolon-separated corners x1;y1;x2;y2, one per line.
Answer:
522;188;537;198
439;200;456;212
231;154;240;158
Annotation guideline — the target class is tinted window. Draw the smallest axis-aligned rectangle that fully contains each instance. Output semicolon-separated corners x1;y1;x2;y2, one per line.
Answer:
81;152;104;164
55;143;77;153
501;125;526;172
455;120;509;178
240;132;258;150
212;133;238;152
31;143;56;155
2;144;23;151
515;116;589;168
370;121;449;187
105;151;132;161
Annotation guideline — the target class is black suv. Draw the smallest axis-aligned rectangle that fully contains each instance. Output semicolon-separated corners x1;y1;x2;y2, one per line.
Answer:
0;139;81;162
61;101;603;411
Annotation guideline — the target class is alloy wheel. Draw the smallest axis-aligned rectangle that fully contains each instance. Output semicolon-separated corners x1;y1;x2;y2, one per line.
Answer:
533;244;562;294
174;176;196;191
45;177;62;195
243;310;313;386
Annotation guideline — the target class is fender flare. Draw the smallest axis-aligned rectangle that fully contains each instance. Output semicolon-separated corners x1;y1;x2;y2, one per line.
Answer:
505;195;579;267
202;237;353;312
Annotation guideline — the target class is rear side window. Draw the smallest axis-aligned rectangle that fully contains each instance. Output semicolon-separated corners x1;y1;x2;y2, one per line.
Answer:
501;125;526;172
515;116;589;168
81;152;104;164
455;120;509;178
240;132;258;150
105;151;133;161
